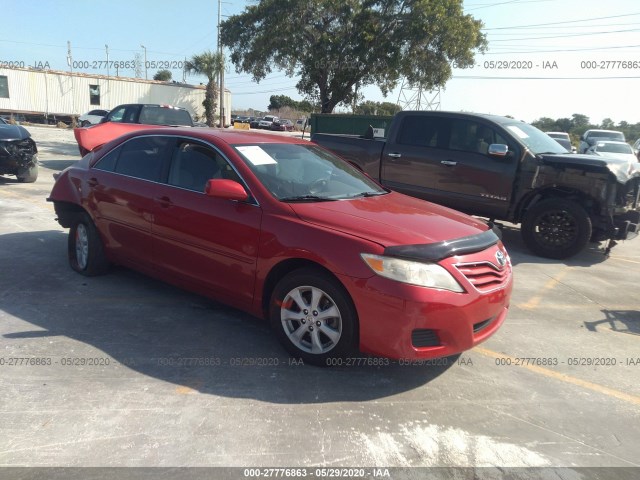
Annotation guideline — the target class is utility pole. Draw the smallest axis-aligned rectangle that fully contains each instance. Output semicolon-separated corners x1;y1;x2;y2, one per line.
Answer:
218;0;225;128
105;45;109;77
396;79;441;111
140;45;147;79
67;41;76;117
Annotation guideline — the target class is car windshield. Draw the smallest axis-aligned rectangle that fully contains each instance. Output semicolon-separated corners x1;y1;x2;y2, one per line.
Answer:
234;143;387;201
596;142;633;154
505;123;567;155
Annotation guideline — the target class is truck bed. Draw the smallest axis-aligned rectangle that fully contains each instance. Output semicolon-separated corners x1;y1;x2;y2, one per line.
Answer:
311;133;385;179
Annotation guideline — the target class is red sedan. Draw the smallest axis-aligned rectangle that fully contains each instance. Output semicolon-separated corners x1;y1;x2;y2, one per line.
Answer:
48;129;512;365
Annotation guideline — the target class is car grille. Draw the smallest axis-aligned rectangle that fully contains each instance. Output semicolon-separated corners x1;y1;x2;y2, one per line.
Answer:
411;329;440;348
0;138;37;158
455;262;509;292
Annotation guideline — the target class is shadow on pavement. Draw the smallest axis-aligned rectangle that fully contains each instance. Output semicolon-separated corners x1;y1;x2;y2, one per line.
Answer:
584;310;640;336
0;230;457;404
39;158;79;171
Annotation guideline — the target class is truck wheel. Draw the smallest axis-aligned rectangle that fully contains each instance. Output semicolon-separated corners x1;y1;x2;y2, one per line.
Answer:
68;213;110;276
16;164;38;183
270;268;357;367
521;199;591;259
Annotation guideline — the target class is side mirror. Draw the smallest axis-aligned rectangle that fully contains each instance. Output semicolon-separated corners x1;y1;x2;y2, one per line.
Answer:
488;144;509;157
579;135;584;141
205;179;249;201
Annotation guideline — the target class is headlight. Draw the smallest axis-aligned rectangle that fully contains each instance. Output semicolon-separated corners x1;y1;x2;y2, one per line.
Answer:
361;254;464;292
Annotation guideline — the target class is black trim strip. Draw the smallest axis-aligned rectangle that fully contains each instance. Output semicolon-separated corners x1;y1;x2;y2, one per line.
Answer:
384;229;499;263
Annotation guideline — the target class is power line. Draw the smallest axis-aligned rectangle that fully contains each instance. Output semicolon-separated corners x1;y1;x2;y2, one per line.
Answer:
487;28;640;42
483;12;640;30
452;75;640;80
482;43;640;54
467;0;550;11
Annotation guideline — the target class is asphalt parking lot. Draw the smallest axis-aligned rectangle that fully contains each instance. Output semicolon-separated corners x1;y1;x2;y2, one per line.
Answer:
1;126;639;475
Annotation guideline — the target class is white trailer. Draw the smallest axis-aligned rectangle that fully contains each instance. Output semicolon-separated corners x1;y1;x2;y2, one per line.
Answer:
0;67;231;125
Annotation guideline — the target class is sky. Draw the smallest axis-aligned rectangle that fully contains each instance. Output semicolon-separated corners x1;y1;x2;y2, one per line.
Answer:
2;0;640;124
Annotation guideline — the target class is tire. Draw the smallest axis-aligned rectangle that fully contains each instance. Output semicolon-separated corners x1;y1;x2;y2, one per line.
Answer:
16;164;38;183
521;198;592;259
81;120;91;127
269;268;358;366
68;213;110;276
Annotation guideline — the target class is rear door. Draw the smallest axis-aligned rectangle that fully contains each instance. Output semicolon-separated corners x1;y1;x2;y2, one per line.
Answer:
88;135;174;269
382;115;518;218
152;137;263;307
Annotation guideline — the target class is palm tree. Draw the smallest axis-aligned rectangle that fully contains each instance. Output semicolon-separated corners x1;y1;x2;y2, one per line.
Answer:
185;51;224;127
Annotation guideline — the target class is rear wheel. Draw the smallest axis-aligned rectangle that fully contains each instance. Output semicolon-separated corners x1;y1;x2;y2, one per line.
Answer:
521;198;591;259
68;213;110;276
270;268;357;366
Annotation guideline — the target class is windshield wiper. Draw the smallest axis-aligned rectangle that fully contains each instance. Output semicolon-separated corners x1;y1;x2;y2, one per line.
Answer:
280;195;336;202
344;191;388;198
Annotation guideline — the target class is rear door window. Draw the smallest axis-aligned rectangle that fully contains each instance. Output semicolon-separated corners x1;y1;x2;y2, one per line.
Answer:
397;115;444;147
113;136;174;182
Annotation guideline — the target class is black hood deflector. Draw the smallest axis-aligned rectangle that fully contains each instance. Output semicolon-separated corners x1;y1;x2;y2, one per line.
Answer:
384;229;499;263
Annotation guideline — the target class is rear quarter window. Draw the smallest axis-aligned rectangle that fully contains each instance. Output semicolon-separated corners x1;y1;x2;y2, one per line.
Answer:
139;106;193;126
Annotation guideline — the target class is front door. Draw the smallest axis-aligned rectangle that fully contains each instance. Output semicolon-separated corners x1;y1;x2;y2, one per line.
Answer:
152;138;263;307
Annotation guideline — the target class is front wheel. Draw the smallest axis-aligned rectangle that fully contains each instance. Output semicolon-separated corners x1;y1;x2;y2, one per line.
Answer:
270;268;358;366
81;120;91;127
68;213;110;276
521;198;592;259
16;164;38;183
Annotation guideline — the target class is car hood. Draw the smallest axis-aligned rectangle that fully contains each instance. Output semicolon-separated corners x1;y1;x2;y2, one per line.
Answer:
288;192;489;248
0;123;31;141
540;153;640;184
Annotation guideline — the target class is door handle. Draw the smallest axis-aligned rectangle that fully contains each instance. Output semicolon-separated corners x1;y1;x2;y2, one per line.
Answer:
87;177;99;187
441;160;457;166
387;153;402;158
155;196;173;208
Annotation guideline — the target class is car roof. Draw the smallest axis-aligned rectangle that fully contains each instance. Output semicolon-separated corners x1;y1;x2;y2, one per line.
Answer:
395;110;529;125
117;127;308;146
594;141;630;145
113;103;188;110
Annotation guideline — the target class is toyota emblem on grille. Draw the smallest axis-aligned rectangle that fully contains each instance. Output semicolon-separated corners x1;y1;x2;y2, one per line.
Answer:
495;251;506;268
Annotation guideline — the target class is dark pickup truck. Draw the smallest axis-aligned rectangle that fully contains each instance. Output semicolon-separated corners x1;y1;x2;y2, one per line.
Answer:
312;111;640;259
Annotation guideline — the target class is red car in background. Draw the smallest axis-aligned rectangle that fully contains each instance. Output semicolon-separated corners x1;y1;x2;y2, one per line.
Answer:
48;129;512;365
74;103;195;156
271;119;295;132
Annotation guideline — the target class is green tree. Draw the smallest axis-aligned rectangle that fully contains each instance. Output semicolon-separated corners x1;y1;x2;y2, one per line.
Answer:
153;69;172;81
355;100;401;116
185;51;225;126
268;94;298;111
221;0;486;113
601;118;615;129
531;117;557;132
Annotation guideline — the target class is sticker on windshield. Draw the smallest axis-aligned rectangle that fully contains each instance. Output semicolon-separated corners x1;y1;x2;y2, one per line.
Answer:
506;126;529;139
237;146;277;165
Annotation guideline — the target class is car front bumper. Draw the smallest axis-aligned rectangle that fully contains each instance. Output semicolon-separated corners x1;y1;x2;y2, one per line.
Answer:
338;245;513;360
